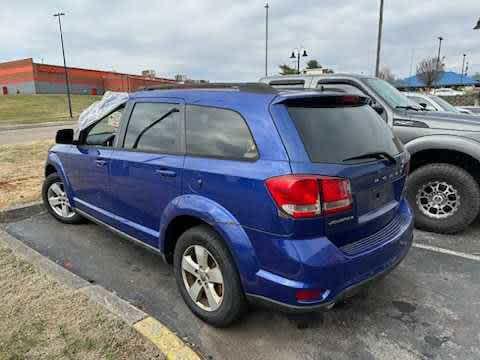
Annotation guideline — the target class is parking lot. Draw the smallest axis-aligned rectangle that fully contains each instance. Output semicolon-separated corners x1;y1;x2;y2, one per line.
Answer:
3;211;479;360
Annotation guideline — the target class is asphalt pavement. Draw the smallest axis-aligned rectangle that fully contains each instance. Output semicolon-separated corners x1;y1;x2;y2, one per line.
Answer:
4;212;480;360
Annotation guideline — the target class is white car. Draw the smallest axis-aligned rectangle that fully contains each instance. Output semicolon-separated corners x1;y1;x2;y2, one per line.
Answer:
431;88;464;96
404;92;470;115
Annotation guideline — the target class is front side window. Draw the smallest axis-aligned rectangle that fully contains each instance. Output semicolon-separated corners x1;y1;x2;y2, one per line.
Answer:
123;102;180;153
186;105;258;160
84;107;123;146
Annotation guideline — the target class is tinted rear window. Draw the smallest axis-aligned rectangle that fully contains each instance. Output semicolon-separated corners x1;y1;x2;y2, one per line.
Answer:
287;105;402;164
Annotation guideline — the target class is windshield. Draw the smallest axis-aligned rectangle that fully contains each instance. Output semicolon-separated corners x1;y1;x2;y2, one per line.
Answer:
429;95;459;113
364;78;413;109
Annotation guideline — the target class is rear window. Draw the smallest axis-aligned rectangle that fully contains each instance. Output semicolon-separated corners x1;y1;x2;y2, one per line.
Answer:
287;104;402;164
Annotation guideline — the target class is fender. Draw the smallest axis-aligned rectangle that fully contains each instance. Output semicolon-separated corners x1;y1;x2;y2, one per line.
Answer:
405;134;480;162
46;152;76;205
159;194;260;288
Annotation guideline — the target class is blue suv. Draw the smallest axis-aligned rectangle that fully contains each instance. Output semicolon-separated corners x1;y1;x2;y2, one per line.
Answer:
43;84;413;327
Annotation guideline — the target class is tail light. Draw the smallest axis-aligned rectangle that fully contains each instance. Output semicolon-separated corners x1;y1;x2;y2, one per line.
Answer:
265;175;353;219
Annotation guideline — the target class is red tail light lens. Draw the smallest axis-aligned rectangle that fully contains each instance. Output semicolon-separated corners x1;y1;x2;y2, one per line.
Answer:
321;178;353;215
265;175;353;218
265;176;321;218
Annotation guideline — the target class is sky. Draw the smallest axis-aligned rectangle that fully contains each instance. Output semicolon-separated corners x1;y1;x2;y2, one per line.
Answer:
1;0;479;81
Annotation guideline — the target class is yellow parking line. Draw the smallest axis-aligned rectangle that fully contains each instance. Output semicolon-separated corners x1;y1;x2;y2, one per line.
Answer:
133;316;201;360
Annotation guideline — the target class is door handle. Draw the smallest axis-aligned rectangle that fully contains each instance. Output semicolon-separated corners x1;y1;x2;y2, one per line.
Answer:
95;159;107;167
155;169;177;177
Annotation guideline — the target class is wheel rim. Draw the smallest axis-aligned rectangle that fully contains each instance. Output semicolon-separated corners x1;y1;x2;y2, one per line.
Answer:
181;245;224;312
416;180;460;219
47;181;76;219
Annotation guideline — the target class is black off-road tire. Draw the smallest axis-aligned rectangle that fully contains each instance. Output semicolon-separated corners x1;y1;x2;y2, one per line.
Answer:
42;173;84;224
173;225;247;327
407;163;480;234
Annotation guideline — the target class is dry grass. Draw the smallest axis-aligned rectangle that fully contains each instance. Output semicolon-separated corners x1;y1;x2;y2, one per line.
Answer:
0;244;163;359
0;140;53;209
0;94;100;125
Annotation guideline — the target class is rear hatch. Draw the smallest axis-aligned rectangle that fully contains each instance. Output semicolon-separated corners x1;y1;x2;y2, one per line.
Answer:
274;94;408;248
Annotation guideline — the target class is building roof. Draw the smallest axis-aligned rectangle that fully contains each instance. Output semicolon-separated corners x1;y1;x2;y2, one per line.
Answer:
399;71;479;88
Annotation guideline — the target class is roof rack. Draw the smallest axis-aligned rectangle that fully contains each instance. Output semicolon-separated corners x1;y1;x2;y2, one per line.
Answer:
140;82;278;94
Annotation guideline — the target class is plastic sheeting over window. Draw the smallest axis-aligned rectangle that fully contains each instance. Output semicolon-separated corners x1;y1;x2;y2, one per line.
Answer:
77;91;129;131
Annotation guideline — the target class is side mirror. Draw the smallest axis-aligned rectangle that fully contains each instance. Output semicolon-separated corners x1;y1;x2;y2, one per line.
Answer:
419;102;428;109
55;129;74;144
372;103;384;115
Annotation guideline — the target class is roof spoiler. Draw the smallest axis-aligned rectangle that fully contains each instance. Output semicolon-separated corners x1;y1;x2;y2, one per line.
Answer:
276;94;371;107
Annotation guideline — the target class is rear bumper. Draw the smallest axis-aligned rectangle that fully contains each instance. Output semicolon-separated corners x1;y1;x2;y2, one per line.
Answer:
246;236;410;313
244;199;414;311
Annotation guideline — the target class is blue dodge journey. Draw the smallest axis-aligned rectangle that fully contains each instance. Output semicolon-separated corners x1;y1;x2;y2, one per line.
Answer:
43;83;413;327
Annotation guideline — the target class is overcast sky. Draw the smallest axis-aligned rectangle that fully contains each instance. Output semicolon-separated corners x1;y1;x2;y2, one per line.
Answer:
1;1;479;81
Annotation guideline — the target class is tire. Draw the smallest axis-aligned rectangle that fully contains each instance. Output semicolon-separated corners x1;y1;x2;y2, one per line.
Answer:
407;163;480;234
42;173;83;224
173;225;247;327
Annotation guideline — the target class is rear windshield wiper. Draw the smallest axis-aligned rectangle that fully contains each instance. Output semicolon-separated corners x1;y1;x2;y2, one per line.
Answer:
343;152;397;164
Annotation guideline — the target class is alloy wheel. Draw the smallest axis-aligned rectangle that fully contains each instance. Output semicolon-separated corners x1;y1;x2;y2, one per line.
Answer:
181;245;224;312
47;181;76;219
416;180;460;219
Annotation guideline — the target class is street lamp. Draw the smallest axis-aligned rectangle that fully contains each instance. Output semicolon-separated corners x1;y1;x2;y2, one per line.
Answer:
375;0;384;77
435;36;444;88
53;12;73;118
461;54;467;85
264;2;269;77
290;48;308;74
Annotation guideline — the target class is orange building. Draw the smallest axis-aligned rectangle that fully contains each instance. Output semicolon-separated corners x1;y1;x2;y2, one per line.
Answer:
0;58;176;95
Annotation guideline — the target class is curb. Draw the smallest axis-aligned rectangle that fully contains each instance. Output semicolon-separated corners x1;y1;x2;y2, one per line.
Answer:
0;228;201;360
0;201;45;223
0;120;76;132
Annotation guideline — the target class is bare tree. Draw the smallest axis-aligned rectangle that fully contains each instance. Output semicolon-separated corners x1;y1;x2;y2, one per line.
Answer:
416;57;445;88
378;66;395;83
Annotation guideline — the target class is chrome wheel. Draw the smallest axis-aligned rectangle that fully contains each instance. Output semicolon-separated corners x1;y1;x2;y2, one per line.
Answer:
181;245;224;312
47;181;75;219
416;181;460;219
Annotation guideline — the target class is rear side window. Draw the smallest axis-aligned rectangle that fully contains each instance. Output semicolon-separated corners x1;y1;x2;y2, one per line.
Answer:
123;102;180;153
287;104;402;164
186;105;258;160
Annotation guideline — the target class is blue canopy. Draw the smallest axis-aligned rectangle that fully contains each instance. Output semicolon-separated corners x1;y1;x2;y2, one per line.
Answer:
399;71;478;88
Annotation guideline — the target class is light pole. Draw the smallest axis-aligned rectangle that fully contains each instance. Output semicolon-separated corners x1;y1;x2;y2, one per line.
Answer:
53;12;73;118
435;36;444;89
461;54;466;85
290;48;308;74
264;2;269;77
375;0;384;77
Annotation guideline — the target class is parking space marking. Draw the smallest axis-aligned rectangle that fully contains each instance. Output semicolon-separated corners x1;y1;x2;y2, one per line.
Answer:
413;243;480;262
